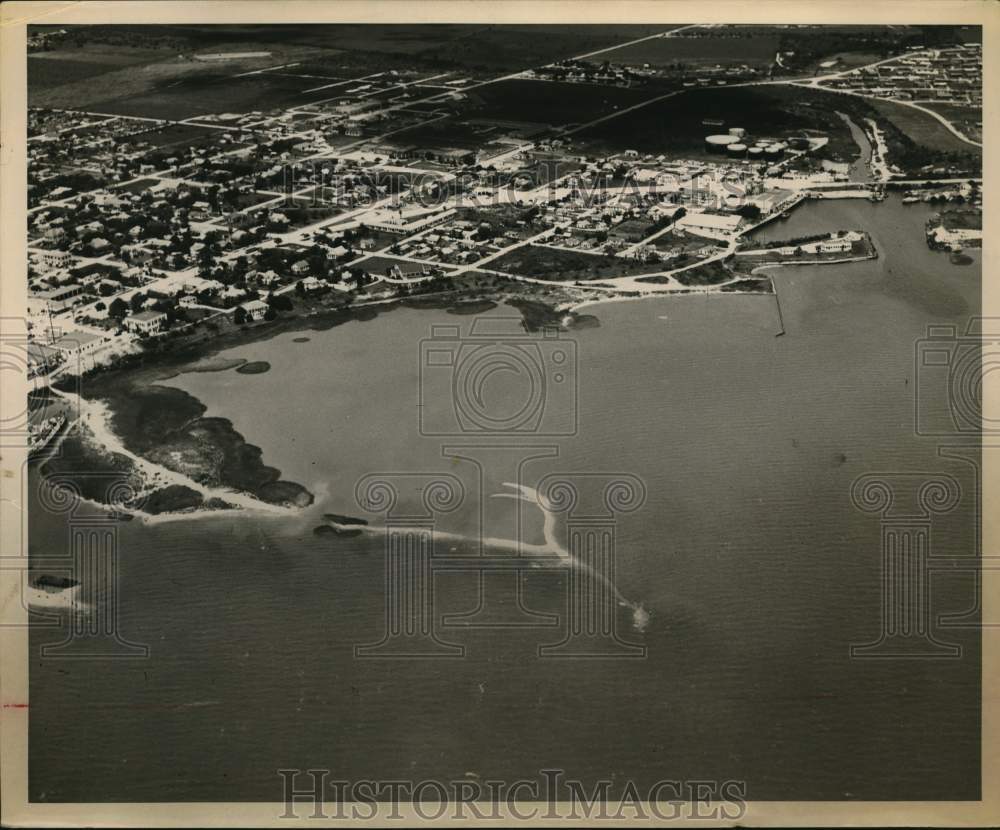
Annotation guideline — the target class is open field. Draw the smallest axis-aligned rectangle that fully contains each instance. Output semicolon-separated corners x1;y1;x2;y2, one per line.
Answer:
31;24;980;110
115;177;160;194
269;198;346;231
939;209;982;232
598;32;780;68
27;36;306;112
869;98;981;155
220;190;281;210
640;258;733;286
288;24;670;72
87;71;339;120
29;57;146;89
127;122;225;149
50;23;671;80
916;102;982;144
489;244;670;282
27;46;170;89
388;117;513;150
466;79;672;129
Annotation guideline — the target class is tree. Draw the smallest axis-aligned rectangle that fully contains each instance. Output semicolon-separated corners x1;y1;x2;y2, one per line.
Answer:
109;298;128;320
233;306;248;325
129;292;146;312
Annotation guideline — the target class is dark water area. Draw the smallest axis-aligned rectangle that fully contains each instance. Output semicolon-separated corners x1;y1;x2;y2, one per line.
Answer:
29;195;981;802
235;361;271;375
834;111;873;182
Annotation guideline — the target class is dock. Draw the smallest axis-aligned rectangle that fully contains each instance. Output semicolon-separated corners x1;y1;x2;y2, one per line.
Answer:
774;285;786;337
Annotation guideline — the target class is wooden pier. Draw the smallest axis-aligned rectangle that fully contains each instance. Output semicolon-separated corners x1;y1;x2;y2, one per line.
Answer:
774;284;786;337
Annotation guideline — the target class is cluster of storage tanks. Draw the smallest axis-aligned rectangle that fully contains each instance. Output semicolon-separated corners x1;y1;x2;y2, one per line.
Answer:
704;131;788;160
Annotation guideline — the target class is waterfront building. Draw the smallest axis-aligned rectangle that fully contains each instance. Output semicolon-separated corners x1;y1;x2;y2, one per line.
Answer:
124;309;167;335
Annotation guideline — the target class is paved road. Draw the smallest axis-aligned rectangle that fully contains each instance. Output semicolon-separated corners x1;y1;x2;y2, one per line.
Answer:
789;80;981;147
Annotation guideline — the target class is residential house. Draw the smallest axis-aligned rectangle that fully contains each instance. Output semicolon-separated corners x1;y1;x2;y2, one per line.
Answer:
124;310;167;335
42;249;72;270
240;299;269;321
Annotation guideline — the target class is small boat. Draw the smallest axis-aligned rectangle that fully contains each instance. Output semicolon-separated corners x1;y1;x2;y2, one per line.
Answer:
28;415;66;462
902;196;920;204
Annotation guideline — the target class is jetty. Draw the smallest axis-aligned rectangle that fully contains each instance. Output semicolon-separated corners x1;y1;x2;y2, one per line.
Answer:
774;286;786;337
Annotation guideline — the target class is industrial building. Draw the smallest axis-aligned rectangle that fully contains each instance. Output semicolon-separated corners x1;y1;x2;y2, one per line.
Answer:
705;134;740;154
676;210;742;239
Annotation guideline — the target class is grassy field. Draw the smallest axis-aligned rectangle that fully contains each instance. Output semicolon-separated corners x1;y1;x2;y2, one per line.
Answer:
490;244;667;282
389;117;507;150
466;79;669;128
221;190;281;210
87;72;330;120
645;259;733;286
28;39;297;112
869;98;982;155
127;122;223;149
271;199;346;231
918;103;982;144
598;32;779;67
940;209;982;231
31;25;672;100
28;57;141;89
27;46;169;89
115;177;160;194
287;24;669;72
28;24;678;119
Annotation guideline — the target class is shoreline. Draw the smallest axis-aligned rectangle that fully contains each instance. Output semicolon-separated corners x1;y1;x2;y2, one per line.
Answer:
45;290;598;523
747;251;879;275
39;410;294;524
40;225;879;519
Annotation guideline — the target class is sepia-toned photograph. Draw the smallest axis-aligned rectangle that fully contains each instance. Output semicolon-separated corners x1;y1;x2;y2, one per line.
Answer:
0;1;996;826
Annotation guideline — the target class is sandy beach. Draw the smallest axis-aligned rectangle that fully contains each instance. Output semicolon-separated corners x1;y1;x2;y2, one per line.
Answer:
52;390;298;523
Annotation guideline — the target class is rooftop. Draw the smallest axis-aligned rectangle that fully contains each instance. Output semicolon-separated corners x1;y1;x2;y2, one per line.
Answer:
131;310;167;322
677;212;742;230
51;329;105;350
